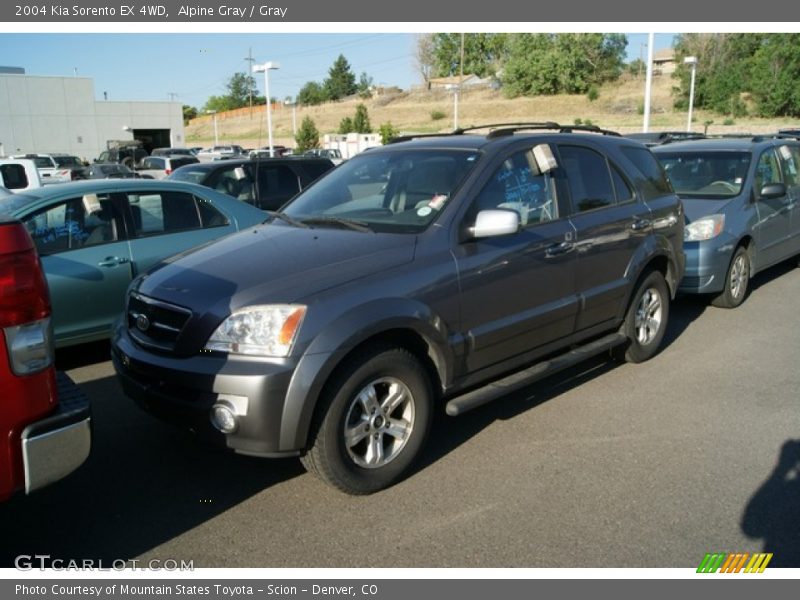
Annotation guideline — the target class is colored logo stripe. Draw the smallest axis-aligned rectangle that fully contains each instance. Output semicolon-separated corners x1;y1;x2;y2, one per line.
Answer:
697;553;773;573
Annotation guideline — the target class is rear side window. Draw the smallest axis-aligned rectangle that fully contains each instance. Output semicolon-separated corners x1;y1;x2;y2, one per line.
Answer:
170;157;199;170
621;146;673;200
559;145;615;213
611;165;635;202
126;191;202;236
302;162;335;183
0;164;29;190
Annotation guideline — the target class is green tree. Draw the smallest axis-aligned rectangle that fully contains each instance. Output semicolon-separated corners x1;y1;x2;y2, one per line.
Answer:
431;33;508;78
295;116;320;152
502;33;627;97
748;34;800;117
203;72;262;112
182;105;198;125
379;122;400;145
357;72;374;99
297;81;326;106
352;103;372;133
324;54;357;101
338;116;354;134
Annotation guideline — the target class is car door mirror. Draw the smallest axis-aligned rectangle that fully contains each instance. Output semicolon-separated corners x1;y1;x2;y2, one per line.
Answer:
759;182;786;199
470;209;521;239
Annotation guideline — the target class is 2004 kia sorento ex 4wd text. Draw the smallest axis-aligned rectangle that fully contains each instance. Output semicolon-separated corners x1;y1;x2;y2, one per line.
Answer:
112;124;685;495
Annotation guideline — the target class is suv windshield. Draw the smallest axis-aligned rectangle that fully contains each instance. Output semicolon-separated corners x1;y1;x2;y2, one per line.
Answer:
656;151;751;199
282;149;481;232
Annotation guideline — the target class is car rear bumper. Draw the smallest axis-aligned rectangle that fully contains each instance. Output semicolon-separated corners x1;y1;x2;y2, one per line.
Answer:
112;323;300;458
20;372;91;494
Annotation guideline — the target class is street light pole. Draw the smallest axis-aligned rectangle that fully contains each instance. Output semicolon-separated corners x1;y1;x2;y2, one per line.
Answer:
684;56;698;132
206;110;218;146
642;32;655;133
252;61;281;157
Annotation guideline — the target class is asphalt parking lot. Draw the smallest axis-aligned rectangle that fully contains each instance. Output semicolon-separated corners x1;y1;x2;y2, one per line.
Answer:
1;261;799;569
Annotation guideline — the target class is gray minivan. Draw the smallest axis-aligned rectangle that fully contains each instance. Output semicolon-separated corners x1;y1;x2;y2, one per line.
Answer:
654;136;800;307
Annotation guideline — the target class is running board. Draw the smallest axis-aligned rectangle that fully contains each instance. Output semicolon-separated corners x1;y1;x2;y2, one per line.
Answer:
445;332;627;417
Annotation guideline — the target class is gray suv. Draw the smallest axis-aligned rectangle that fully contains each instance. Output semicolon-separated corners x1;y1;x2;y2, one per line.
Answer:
654;136;800;307
112;124;685;494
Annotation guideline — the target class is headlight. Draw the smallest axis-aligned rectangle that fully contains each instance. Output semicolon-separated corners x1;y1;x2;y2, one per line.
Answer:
685;214;725;241
205;305;306;357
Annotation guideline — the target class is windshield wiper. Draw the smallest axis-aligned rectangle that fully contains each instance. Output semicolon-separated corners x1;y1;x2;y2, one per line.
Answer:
264;211;310;228
300;216;373;233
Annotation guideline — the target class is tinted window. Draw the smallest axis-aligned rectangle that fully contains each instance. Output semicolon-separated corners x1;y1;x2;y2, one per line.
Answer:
126;191;202;236
170;157;199;170
196;196;230;228
207;165;255;202
754;149;783;193
559;145;615;212
0;164;29;190
302;161;335;182
611;165;635;202
777;145;800;187
24;195;118;254
54;156;82;168
471;148;557;225
621;146;673;200
257;165;301;203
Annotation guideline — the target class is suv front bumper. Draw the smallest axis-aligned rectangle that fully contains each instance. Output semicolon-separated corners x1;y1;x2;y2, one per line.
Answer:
21;372;91;494
112;324;301;457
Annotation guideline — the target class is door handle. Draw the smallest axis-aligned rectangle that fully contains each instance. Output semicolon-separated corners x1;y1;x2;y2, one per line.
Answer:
98;256;129;267
630;218;651;231
545;242;574;257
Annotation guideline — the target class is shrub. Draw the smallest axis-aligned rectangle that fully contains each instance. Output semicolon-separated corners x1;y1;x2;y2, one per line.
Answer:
430;110;446;121
587;86;599;102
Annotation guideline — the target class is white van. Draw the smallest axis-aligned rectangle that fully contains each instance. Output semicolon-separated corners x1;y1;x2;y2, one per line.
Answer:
0;158;44;192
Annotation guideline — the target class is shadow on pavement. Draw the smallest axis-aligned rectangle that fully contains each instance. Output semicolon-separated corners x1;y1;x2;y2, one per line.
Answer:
741;439;800;567
0;373;303;566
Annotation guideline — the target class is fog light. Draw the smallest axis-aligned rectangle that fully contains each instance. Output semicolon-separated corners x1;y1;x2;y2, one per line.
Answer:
210;403;238;434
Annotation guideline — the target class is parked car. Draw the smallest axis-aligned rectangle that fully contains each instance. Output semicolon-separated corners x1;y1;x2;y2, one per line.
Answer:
303;148;344;165
196;145;246;162
52;154;89;180
168;156;335;211
249;145;290;159
136;155;200;179
0;179;266;347
624;132;706;147
11;153;75;184
85;163;151;179
653;136;800;308
96;140;148;168
0;158;44;192
112;123;685;494
150;147;196;158
0;212;91;501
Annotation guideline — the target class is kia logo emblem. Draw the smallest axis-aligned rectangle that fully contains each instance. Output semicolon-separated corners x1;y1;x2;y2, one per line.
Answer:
136;314;151;332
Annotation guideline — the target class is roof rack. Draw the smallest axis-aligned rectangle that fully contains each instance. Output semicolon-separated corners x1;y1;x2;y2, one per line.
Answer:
387;121;621;144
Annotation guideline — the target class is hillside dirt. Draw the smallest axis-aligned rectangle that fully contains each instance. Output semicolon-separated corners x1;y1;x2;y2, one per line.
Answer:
185;74;797;149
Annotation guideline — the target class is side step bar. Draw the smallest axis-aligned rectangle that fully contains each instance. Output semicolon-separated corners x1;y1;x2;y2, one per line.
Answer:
445;332;627;417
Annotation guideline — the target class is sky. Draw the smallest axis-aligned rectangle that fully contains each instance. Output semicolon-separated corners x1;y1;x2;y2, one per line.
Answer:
0;33;675;109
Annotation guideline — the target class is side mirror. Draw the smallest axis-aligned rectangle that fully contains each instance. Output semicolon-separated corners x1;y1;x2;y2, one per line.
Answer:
760;182;786;200
470;209;521;239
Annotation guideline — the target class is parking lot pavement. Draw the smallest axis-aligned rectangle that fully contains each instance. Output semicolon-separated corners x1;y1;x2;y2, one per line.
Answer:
1;262;799;568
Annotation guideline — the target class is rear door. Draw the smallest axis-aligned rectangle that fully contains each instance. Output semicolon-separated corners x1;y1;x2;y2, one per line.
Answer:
777;144;800;254
21;193;132;344
557;143;652;332
117;188;236;275
454;145;578;373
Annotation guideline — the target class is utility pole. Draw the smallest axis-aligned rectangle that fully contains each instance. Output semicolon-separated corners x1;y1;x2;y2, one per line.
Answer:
456;32;464;131
244;47;256;119
167;92;178;102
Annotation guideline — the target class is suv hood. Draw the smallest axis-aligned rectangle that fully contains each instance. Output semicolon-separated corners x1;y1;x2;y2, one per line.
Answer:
134;223;417;314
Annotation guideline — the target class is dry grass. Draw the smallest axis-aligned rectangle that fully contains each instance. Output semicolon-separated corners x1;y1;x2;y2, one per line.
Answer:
186;74;796;149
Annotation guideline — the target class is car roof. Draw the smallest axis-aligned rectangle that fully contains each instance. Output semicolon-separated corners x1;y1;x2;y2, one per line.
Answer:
651;137;800;152
8;178;210;204
173;157;332;172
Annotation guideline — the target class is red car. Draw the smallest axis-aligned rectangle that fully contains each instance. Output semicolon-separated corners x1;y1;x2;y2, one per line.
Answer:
0;213;91;501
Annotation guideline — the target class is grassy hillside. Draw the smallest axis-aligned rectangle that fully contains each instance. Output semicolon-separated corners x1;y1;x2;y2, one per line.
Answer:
186;74;796;149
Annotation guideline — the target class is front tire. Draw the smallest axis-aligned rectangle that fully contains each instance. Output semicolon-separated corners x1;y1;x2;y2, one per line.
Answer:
615;270;670;364
301;346;433;495
712;246;750;309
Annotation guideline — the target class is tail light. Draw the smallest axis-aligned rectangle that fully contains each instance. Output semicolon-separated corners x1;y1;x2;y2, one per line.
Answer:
0;222;53;374
165;169;172;175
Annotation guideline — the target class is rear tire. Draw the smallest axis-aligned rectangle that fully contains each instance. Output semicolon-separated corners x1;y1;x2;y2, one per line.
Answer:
301;346;433;495
614;270;670;364
711;246;750;309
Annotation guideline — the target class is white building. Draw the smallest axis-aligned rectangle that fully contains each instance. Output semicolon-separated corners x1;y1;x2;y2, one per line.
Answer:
0;71;185;161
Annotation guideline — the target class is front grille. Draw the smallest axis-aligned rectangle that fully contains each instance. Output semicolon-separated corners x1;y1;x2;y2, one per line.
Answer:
127;292;192;352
